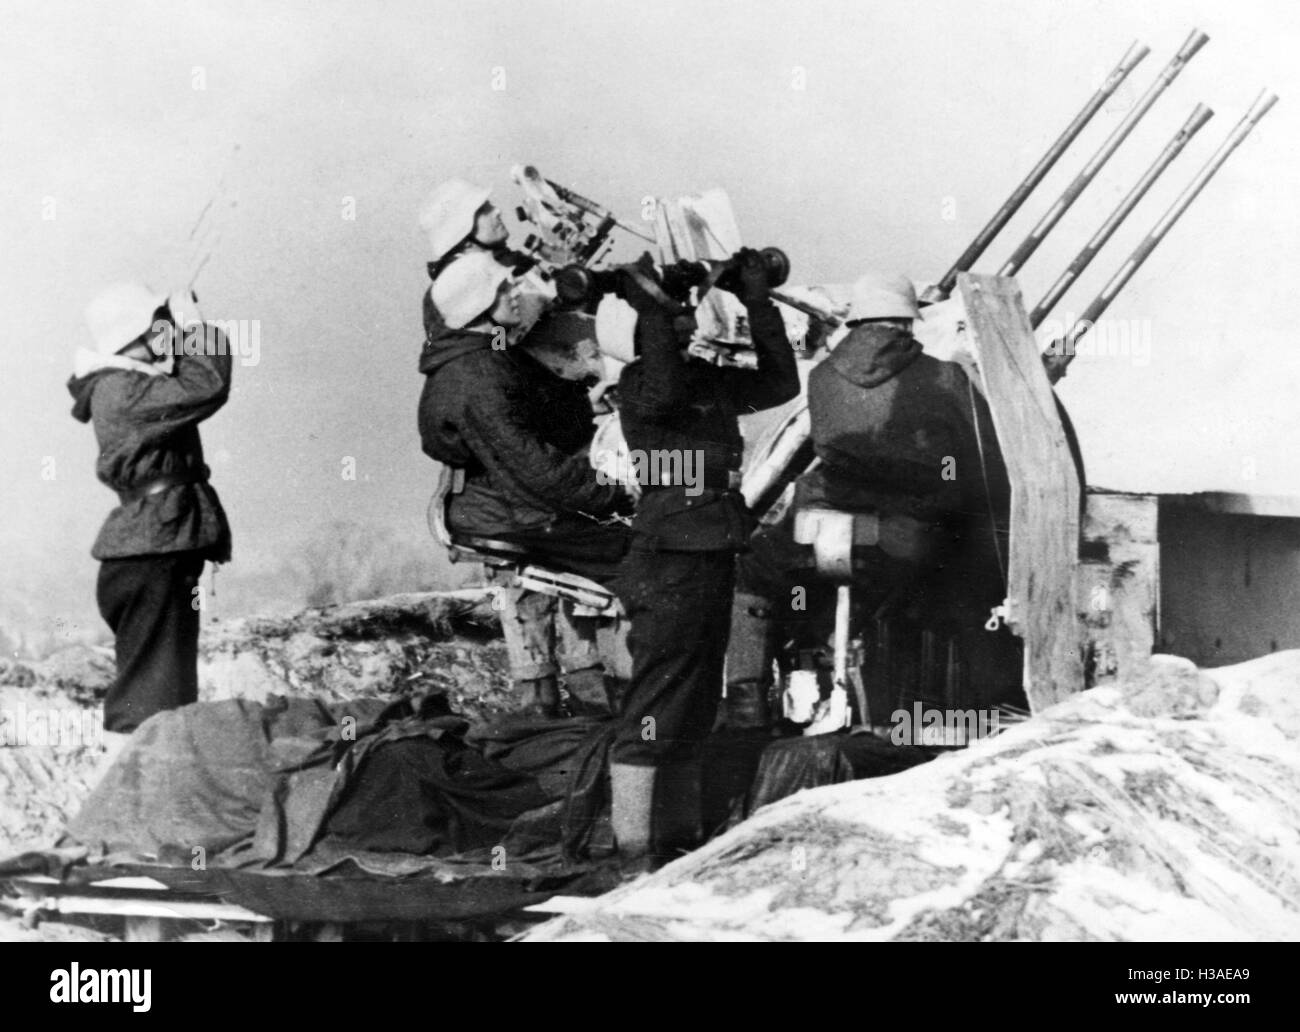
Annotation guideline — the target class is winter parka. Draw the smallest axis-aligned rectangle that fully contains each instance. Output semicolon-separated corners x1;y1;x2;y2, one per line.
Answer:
417;312;623;537
67;342;233;562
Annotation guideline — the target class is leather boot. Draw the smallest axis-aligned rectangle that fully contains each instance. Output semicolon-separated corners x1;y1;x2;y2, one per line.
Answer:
723;679;773;729
562;666;613;718
609;762;656;861
514;675;560;718
651;755;702;859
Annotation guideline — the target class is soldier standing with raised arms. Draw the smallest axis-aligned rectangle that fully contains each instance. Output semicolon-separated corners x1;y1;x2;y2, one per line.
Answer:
610;251;800;866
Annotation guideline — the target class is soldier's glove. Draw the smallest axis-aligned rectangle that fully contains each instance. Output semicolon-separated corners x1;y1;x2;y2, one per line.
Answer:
613;486;638;515
616;253;683;316
717;247;771;306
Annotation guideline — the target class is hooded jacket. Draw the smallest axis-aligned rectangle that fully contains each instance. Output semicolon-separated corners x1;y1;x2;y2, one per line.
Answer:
67;343;232;562
798;321;1011;594
417;307;624;536
801;322;1010;523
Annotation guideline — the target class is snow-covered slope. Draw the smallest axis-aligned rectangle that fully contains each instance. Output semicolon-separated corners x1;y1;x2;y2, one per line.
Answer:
524;652;1300;941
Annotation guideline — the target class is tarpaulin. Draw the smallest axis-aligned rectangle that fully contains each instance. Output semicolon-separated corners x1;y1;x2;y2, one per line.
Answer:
61;694;618;872
721;731;934;828
5;696;935;926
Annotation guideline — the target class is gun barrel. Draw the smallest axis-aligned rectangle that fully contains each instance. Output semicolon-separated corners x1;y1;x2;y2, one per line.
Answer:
1029;102;1214;327
1044;90;1279;382
925;39;1150;303
999;29;1210;280
770;288;843;327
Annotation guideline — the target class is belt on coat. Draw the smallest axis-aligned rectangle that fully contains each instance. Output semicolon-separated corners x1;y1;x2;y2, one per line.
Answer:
117;464;210;505
640;466;743;493
701;467;744;492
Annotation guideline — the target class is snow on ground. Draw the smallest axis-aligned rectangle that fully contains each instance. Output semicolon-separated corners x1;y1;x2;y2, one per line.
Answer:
0;590;514;941
5;589;1299;943
523;652;1300;941
0;591;511;861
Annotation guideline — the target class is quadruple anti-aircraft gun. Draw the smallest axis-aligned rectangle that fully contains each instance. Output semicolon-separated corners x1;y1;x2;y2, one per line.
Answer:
433;29;1277;732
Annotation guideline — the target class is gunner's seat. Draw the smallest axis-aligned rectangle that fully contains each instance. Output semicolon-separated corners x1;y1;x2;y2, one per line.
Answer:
791;502;1013;730
428;465;621;617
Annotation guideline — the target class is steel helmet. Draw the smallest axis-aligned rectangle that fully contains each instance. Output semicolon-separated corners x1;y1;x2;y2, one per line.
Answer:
419;179;492;262
846;272;921;323
84;283;167;355
431;250;511;329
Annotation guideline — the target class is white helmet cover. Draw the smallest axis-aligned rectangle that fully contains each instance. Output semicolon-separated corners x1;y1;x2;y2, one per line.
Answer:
846;272;921;323
84;283;168;355
431;250;511;329
419;179;492;262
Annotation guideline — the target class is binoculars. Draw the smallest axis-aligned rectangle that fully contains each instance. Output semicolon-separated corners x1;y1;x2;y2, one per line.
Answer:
555;247;790;307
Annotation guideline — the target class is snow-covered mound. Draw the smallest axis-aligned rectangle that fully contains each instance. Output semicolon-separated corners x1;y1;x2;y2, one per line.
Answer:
196;590;512;719
0;591;512;858
523;652;1300;942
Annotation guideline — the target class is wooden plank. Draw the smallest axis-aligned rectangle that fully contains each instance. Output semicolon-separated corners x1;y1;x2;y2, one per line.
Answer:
957;273;1083;711
35;892;272;923
125;916;165;942
85;876;171;891
1164;491;1300;519
1077;546;1160;683
1083;492;1159;544
1078;492;1160;686
525;896;602;915
251;921;277;942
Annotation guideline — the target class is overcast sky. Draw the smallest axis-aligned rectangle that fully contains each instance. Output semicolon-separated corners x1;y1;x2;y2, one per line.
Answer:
2;0;1297;637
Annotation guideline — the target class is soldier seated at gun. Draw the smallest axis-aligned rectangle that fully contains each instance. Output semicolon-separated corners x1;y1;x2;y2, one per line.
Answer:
416;179;634;719
725;272;1016;729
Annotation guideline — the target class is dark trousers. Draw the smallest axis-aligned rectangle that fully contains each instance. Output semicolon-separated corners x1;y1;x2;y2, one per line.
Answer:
493;516;632;584
613;546;736;767
96;553;205;733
